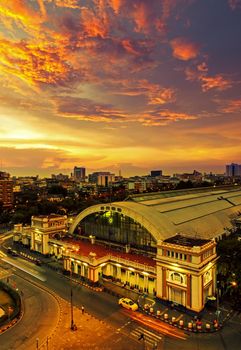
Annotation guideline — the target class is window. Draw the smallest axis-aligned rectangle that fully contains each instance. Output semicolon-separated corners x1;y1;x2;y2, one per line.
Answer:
171;251;174;257
175;252;178;259
184;254;187;260
170;272;184;284
167;250;170;257
180;253;182;259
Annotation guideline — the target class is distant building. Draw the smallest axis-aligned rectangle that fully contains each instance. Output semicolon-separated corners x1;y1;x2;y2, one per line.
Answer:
73;167;86;181
0;171;13;208
51;173;69;181
226;163;241;177
150;170;162;177
174;170;202;181
89;172;115;187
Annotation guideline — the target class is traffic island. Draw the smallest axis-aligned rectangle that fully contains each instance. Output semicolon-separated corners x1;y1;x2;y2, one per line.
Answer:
0;280;22;334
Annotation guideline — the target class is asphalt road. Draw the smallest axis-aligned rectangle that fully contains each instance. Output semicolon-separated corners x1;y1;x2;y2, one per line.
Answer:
0;264;60;350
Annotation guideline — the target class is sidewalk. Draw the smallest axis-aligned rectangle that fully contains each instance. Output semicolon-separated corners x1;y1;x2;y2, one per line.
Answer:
39;298;141;350
102;279;234;333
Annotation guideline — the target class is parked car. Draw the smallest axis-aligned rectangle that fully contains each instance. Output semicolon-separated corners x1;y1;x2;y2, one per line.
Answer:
7;247;18;257
118;297;138;311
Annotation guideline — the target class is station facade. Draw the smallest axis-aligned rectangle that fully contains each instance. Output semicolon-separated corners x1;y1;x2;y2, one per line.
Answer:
13;187;241;312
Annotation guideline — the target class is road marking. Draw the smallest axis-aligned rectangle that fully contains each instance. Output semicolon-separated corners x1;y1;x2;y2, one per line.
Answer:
159;307;168;316
0;271;12;279
176;314;183;322
131;326;162;347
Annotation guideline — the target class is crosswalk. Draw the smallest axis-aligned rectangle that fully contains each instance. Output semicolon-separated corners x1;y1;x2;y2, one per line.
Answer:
0;269;12;280
131;326;162;348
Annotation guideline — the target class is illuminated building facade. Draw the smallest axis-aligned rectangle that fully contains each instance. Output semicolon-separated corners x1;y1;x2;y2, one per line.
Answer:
13;187;241;312
14;214;67;254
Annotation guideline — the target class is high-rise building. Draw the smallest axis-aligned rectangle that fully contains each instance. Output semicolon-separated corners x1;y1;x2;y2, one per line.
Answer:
226;163;241;177
0;171;13;208
89;172;115;186
73;167;86;181
150;170;162;177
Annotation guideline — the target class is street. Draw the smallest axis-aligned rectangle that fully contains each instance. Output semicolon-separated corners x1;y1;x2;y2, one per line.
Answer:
0;249;241;349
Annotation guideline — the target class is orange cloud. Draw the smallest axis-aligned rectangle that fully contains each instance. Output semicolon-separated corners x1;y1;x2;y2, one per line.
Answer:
185;62;233;92
219;99;241;113
201;75;232;92
147;87;176;105
54;96;129;123
109;0;123;13
0;37;72;87
107;79;175;105
0;0;46;36
132;2;151;33
170;37;199;61
46;0;80;9
139;110;197;126
80;7;109;38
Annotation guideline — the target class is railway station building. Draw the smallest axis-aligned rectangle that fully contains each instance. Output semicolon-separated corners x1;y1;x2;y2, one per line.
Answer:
13;186;241;312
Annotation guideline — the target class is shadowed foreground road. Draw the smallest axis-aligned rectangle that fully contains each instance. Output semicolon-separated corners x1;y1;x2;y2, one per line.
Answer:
0;274;60;350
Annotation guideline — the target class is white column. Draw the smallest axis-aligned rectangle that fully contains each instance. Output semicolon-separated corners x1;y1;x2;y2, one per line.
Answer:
144;276;148;292
74;262;78;274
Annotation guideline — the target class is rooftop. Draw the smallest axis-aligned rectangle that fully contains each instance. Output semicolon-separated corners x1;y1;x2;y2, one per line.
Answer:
163;234;210;247
61;237;156;268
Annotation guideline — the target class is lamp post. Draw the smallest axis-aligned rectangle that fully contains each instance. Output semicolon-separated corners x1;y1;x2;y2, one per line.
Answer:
70;259;76;330
216;287;220;322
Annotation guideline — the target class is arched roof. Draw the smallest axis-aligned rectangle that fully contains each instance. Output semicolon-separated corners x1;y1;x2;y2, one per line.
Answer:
69;186;241;241
69;201;176;242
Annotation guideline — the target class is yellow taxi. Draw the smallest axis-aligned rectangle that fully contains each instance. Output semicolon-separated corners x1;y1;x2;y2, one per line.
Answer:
118;297;138;311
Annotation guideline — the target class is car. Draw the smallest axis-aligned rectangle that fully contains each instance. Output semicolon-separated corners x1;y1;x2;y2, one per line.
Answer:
7;248;18;257
118;297;138;311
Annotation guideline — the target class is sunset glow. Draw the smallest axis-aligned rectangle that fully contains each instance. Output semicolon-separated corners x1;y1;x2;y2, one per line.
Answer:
0;0;241;176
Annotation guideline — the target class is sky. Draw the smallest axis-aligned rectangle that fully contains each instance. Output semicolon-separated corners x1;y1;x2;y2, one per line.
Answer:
0;0;241;177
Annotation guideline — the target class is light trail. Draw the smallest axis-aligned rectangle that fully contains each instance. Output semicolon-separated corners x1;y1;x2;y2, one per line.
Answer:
124;310;187;340
1;257;46;282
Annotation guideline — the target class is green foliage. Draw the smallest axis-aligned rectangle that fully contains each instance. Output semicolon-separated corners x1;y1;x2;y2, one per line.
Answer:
48;185;67;196
217;236;241;298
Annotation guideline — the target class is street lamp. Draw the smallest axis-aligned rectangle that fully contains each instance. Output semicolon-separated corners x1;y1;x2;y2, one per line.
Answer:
70;259;77;331
216;287;220;322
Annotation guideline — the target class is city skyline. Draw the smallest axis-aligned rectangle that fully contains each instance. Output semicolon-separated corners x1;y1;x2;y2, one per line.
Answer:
0;1;241;177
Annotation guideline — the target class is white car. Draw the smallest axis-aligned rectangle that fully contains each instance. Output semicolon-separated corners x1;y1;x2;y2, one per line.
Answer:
118;297;138;311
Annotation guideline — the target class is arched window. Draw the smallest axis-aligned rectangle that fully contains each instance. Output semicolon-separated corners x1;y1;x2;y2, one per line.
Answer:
203;270;212;285
170;272;184;284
